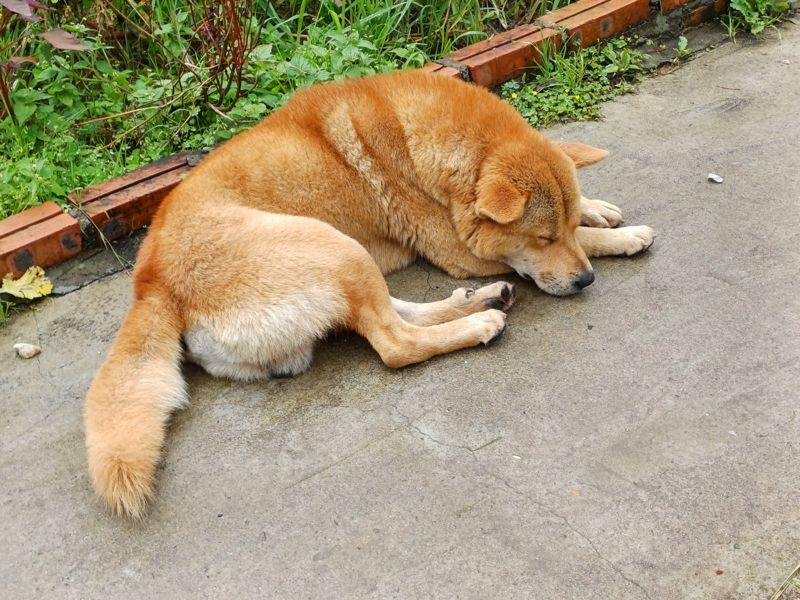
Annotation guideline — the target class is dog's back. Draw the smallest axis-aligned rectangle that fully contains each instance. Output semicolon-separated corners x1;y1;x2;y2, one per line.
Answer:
162;71;540;265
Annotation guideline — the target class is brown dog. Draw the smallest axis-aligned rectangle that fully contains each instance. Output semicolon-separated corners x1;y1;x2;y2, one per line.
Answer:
84;70;654;518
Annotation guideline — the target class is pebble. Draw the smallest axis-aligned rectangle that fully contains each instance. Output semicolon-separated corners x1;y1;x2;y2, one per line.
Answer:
14;343;42;359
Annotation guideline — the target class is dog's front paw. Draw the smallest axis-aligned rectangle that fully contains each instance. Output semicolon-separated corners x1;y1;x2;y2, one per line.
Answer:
617;225;656;255
453;281;517;312
581;197;624;228
469;309;507;345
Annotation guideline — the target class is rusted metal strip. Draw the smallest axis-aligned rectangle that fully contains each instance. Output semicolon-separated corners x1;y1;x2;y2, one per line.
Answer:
432;58;473;82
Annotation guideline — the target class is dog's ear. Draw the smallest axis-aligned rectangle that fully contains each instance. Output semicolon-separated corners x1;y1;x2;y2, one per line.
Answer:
553;141;609;168
475;181;526;224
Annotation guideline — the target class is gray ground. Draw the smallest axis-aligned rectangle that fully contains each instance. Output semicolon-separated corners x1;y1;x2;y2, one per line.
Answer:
2;24;798;600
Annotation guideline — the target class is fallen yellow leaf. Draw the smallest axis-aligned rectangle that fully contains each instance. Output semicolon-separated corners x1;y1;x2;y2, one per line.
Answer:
1;266;53;300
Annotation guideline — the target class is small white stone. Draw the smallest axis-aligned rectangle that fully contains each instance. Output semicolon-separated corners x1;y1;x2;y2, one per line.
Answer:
14;343;42;359
512;455;522;460
707;173;724;183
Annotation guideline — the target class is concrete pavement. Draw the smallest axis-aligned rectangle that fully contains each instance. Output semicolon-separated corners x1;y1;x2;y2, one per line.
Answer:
2;24;799;599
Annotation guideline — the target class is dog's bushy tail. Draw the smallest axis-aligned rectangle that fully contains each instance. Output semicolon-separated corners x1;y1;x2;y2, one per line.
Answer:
84;293;186;519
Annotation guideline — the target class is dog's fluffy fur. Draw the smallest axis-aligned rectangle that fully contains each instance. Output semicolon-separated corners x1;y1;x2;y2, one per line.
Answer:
84;70;654;518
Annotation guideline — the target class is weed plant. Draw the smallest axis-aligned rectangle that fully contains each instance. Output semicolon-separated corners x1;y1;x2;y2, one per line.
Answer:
273;0;559;54
501;37;646;129
723;0;793;36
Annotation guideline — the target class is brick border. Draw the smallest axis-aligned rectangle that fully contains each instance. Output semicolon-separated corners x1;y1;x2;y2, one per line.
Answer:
0;0;728;278
1;201;81;277
68;152;197;242
422;0;726;87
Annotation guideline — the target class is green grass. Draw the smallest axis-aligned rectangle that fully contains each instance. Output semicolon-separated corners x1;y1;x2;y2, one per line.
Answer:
275;0;562;54
500;37;646;129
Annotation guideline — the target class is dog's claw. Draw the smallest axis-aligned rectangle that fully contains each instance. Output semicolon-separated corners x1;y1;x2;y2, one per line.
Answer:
485;299;507;310
483;324;506;345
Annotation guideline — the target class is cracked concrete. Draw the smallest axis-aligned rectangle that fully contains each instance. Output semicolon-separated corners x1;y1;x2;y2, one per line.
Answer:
2;23;799;599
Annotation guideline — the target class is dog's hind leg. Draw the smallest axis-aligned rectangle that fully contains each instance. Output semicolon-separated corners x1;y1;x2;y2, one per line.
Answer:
341;252;508;368
362;239;418;275
184;209;508;376
390;281;516;327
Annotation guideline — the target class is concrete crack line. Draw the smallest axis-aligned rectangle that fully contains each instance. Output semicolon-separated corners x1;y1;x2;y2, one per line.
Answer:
389;402;431;431
486;470;652;600
416;260;436;303
390;402;499;458
31;309;53;389
408;423;478;459
284;425;403;490
55;268;126;296
560;515;652;600
391;403;472;455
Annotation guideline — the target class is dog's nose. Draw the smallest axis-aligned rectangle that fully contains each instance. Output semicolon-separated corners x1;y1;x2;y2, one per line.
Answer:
575;270;595;289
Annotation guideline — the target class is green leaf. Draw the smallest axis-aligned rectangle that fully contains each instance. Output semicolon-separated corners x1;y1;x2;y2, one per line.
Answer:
55;91;74;107
13;102;36;126
12;89;51;103
251;44;274;61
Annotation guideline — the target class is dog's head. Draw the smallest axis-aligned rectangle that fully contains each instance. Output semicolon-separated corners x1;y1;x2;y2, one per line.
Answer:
461;138;607;296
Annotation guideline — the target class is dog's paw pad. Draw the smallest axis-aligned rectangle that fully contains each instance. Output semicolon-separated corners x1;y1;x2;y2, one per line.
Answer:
501;283;516;302
270;370;296;379
481;281;516;312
